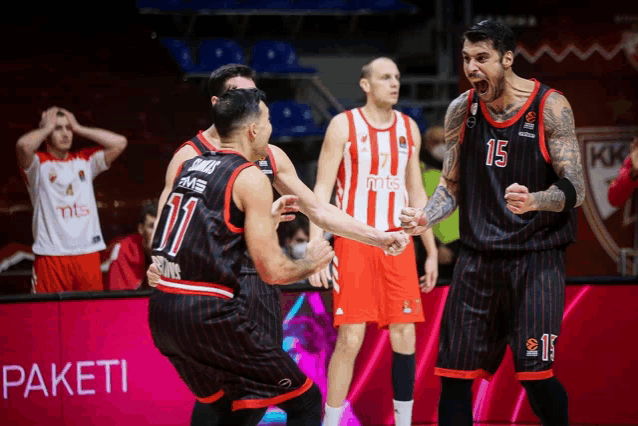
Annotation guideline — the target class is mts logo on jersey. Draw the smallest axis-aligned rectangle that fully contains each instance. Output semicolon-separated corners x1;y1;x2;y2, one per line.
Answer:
366;175;401;191
56;203;90;219
188;159;221;174
178;176;207;193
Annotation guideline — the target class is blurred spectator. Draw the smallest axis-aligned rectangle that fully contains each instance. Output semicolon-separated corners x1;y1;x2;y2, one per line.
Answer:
106;201;157;290
16;106;127;293
608;135;638;207
279;215;310;260
418;125;460;279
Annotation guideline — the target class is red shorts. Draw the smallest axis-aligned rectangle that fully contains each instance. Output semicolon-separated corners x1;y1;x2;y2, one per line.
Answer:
32;252;104;293
332;236;424;328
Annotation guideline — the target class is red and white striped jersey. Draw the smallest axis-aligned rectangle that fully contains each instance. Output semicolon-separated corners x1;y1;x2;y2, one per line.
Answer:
21;148;109;255
335;108;415;231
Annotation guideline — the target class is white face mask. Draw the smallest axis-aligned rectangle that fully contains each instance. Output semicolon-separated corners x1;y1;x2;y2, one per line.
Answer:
430;144;446;162
290;242;308;260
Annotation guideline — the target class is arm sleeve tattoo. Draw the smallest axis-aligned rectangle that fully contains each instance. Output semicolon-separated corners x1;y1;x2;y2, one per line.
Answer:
422;92;468;226
532;92;586;212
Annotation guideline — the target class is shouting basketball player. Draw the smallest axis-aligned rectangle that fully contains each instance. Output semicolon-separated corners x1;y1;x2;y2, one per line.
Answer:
399;20;585;426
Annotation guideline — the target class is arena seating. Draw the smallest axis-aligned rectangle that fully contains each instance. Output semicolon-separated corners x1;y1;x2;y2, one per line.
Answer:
250;41;316;74
196;38;245;71
269;100;325;141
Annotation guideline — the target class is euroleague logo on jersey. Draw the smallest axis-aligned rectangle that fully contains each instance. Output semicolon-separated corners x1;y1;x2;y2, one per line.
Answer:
79;170;86;181
525;111;537;123
49;171;57;183
523;111;536;132
399;136;407;148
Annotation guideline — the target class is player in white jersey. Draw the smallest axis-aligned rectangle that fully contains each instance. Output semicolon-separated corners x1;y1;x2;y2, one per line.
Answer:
309;57;438;426
16;107;127;293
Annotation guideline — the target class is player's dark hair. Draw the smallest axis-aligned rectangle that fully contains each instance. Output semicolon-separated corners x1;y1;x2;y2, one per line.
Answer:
207;64;255;98
463;20;516;58
139;200;158;223
213;88;266;138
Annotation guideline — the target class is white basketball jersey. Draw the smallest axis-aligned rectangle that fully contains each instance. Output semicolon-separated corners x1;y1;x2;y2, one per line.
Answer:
336;108;415;231
21;148;109;255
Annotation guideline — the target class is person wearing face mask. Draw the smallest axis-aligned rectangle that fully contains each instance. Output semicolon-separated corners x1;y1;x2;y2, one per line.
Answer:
281;215;311;260
419;126;460;278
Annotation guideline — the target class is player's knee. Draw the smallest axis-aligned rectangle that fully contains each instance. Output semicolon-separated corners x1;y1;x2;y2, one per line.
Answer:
336;326;365;356
389;323;416;349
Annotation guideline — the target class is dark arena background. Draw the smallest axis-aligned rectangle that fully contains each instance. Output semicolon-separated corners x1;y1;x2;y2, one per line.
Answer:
1;1;637;424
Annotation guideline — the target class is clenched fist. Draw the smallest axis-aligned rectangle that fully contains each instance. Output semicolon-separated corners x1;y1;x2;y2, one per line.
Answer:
399;207;429;235
504;183;535;214
380;230;410;256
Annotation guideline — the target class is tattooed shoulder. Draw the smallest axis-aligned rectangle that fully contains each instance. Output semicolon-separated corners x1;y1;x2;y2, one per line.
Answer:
444;91;470;144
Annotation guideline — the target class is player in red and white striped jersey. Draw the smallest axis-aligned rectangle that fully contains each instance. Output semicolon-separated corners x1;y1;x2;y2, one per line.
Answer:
16;107;127;293
310;57;438;426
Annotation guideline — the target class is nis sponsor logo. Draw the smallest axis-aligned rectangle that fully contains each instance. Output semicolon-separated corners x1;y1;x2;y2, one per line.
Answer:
56;203;90;219
3;359;128;399
365;176;402;191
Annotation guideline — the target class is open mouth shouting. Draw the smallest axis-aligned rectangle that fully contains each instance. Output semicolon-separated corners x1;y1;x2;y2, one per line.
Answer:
473;79;490;97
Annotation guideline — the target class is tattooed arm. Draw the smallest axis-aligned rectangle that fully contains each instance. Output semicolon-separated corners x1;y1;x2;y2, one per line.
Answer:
505;92;586;214
400;91;468;234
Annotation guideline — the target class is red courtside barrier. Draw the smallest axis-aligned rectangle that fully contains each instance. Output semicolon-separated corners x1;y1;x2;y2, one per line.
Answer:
1;283;637;425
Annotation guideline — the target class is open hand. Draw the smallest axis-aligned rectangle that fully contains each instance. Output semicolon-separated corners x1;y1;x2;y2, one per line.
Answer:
271;195;299;229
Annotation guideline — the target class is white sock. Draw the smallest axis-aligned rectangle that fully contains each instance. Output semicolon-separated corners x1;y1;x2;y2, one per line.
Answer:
393;399;414;426
323;403;344;426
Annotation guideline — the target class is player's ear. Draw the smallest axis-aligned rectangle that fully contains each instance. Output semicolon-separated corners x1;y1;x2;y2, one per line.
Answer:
211;96;219;107
502;51;513;69
138;223;144;236
359;77;370;94
247;122;257;141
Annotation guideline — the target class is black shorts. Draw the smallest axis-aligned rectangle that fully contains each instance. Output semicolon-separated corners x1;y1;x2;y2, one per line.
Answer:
148;278;309;411
240;273;283;346
435;245;566;381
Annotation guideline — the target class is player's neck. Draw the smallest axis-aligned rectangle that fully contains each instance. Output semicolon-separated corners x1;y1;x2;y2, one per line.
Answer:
361;103;395;128
46;145;69;160
484;74;533;116
203;125;221;149
218;138;260;162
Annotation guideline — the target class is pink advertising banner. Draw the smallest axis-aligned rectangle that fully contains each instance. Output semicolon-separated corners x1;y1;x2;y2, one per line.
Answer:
1;285;637;425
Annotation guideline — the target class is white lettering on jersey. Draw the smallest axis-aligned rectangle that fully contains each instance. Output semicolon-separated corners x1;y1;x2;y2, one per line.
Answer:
188;159;221;174
152;256;182;280
178;176;207;193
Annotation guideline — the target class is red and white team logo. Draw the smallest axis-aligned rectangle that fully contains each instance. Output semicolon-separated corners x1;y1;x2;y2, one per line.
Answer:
579;126;638;273
526;111;537;123
49;171;57;183
79;170;85;181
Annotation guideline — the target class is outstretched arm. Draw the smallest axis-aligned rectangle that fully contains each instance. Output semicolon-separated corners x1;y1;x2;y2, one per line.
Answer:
400;91;469;234
505;92;586;214
236;167;334;285
61;109;127;168
270;130;404;251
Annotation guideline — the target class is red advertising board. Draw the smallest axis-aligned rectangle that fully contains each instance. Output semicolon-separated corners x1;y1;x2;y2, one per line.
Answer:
1;285;637;424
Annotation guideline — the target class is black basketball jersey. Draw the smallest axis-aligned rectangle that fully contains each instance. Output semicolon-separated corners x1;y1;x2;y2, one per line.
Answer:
177;131;278;274
458;79;577;251
151;150;255;292
181;132;277;184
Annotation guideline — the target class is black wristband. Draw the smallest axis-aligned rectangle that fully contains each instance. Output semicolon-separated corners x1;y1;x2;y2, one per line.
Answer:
554;177;577;211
